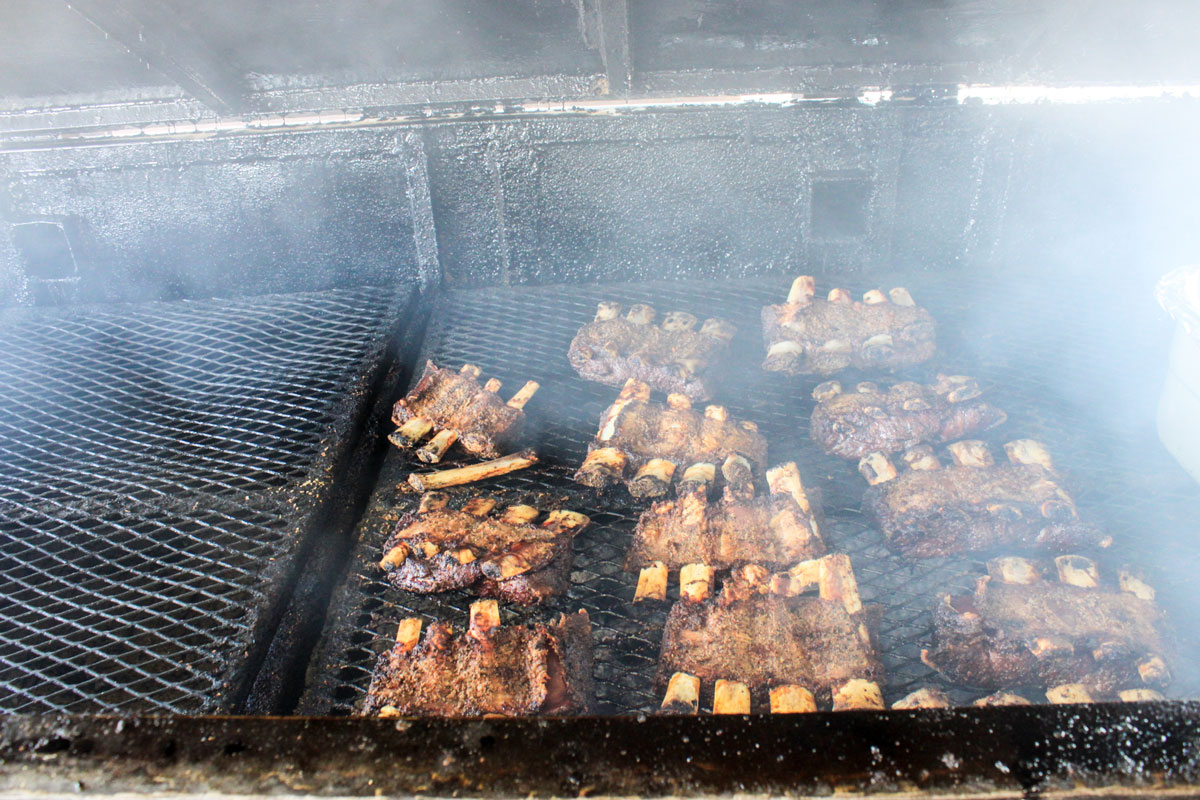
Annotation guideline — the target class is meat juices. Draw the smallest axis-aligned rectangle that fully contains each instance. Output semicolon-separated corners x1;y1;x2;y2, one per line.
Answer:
569;302;737;401
923;556;1172;699
762;276;936;376
656;556;884;714
859;439;1110;558
390;361;539;462
627;462;824;577
379;493;590;605
363;602;594;716
575;378;768;499
810;376;1007;460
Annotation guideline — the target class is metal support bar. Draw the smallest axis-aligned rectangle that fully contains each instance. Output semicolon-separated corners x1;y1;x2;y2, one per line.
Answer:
64;0;245;114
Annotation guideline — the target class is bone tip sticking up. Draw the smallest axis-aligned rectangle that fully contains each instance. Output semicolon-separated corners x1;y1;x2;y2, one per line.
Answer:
858;452;898;486
712;680;751;714
506;380;540;410
634;562;668;603
786;275;816;304
770;685;817;714
662;672;700;715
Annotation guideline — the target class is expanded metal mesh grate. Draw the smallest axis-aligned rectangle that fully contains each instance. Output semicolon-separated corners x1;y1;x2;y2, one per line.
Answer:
0;287;405;714
303;277;1200;716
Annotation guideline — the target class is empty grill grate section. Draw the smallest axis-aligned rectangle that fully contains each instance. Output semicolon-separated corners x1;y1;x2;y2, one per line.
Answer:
304;277;1200;715
0;287;408;713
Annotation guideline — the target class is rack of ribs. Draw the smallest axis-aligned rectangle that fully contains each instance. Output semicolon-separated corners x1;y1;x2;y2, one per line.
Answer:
859;439;1110;558
627;463;825;602
762;275;936;375
922;555;1172;701
810;375;1007;460
390;361;540;463
362;601;593;716
656;555;883;714
568;302;737;400
379;493;590;605
574;378;768;499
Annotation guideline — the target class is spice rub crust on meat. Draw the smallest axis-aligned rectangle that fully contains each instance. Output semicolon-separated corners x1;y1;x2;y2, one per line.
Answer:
569;302;737;401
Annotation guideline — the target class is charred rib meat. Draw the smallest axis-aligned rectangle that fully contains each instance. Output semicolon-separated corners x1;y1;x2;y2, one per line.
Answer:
569;302;736;400
363;602;593;716
656;556;883;713
626;462;824;573
379;493;589;605
762;276;936;375
859;439;1110;558
923;556;1172;697
811;375;1007;460
575;378;768;499
390;361;539;462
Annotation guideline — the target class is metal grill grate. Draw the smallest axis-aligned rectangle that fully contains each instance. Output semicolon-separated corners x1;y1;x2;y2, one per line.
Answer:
303;277;1200;715
0;287;406;713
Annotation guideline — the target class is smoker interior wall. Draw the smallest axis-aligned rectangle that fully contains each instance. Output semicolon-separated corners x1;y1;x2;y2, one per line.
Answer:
2;102;1199;322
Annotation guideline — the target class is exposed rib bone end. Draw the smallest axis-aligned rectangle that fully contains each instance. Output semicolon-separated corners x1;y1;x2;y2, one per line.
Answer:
988;557;1042;585
501;504;540;524
972;692;1031;707
819;554;863;615
459;364;482;379
681;462;716;488
902;445;942;472
1055;555;1100;589
812;380;842;402
776;558;821;597
418;492;450;514
861;333;894;360
787;275;816;304
1138;655;1170;686
858;452;898;485
856;381;879;395
662;672;700;714
889;287;916;306
1005;439;1055;470
634;562;668;603
396;618;423;653
416;429;458;463
832;679;884;711
947;440;994;468
892;688;950;710
627;304;656;324
575;447;628;488
482;377;502;393
463;497;498;517
409;449;538;491
1119;569;1156;601
391;417;434;449
469;600;501;640
380;543;410;570
595;301;621;321
1029;635;1074;660
721;454;753;486
700;318;737;341
506;380;540;410
770;685;817;713
661;311;698;332
1119;689;1165;702
713;680;751;714
1046;683;1093;704
766;461;811;512
631;459;677;497
703;404;726;421
828;287;852;304
765;340;804;363
680;563;715;603
934;374;982;403
668;393;693;410
863;289;888;305
542;509;590;535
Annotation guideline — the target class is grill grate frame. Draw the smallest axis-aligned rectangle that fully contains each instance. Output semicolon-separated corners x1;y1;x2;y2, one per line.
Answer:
0;287;408;714
303;276;1200;715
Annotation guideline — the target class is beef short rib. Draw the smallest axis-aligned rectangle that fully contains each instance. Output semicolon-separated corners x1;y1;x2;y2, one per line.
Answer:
390;361;539;462
859;439;1110;558
762;276;936;375
568;302;736;401
923;555;1172;698
627;462;824;574
574;378;767;499
363;602;593;716
810;375;1007;460
656;555;883;713
379;492;589;605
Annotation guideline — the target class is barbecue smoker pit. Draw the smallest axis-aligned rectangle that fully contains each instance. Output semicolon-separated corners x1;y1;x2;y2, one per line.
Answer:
3;0;1200;796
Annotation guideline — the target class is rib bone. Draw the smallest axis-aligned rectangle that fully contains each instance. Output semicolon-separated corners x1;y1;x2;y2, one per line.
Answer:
770;685;817;713
1030;636;1075;660
721;454;753;486
700;318;737;341
1119;569;1156;601
416;429;459;463
901;445;942;471
819;554;863;615
483;377;502;393
668;393;693;410
542;509;589;534
595;301;621;321
767;340;804;358
988;557;1041;585
407;449;538;491
828;288;852;304
379;543;410;570
812;380;842;402
888;287;915;306
634;561;668;602
632;459;677;496
787;275;816;304
661;311;698;332
766;461;811;513
469;599;501;640
892;688;950;709
680;563;715;602
500;504;540;524
1046;683;1093;704
1138;655;1169;685
576;446;628;487
862;289;888;305
463;497;498;517
713;680;751;714
599;379;651;441
662;672;700;714
947;440;994;468
858;452;898;485
506;380;540;410
627;304;656;324
1119;689;1165;702
459;364;482;379
1005;439;1055;470
680;462;716;488
390;417;434;448
832;679;884;710
396;618;423;653
1055;555;1100;589
418;492;450;514
973;692;1031;707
